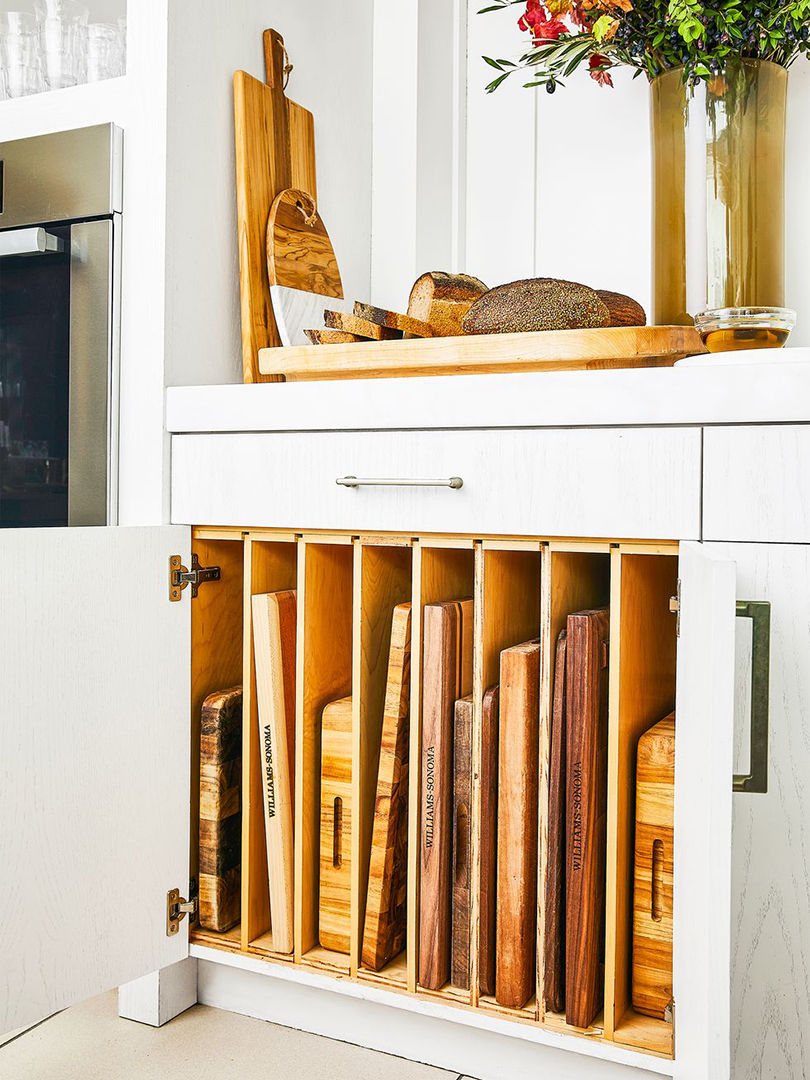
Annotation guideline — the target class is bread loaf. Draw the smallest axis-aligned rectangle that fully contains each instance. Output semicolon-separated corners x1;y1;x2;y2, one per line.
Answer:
596;290;646;327
408;272;489;337
462;279;610;335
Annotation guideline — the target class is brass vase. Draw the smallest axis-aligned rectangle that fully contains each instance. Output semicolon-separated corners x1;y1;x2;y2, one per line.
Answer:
651;59;787;325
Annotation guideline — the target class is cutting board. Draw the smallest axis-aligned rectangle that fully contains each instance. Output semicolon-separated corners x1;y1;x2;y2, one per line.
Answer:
632;713;675;1020
496;641;540;1010
199;687;243;933
362;603;412;972
418;598;474;990
252;591;296;954
565;609;610;1030
451;695;473;990
478;684;499;997
544;630;567;1013
319;695;353;953
267;188;342;295
234;30;317;383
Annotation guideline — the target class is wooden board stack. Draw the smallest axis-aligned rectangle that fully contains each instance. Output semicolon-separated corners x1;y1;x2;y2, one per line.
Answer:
320;696;353;952
199;687;243;933
632;713;675;1019
252;591;297;953
419;598;474;990
363;603;412;971
496;641;541;1010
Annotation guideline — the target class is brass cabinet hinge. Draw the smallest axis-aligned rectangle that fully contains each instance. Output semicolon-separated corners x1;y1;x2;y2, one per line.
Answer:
166;880;198;936
168;554;221;602
669;580;681;637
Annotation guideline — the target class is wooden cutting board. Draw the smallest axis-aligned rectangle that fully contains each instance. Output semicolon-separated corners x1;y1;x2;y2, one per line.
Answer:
496;641;540;1010
319;695;353;953
544;630;567;1013
451;695;473;990
419;598;474;990
632;713;675;1019
234;30;317;383
252;591;296;954
266;188;342;297
362;603;412;972
565;609;610;1030
199;687;243;933
478;684;499;998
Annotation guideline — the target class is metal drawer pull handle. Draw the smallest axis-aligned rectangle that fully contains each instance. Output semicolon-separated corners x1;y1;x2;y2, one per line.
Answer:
0;227;64;257
733;600;771;794
336;475;463;489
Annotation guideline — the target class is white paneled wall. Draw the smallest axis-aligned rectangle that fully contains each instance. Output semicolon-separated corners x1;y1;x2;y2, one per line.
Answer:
372;0;810;344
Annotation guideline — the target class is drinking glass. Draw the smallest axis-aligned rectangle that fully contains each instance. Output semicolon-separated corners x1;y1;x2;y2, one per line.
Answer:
34;0;88;90
0;12;46;97
87;23;120;82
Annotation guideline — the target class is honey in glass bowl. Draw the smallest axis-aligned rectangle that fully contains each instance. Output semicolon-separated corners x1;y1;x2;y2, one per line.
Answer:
694;307;796;353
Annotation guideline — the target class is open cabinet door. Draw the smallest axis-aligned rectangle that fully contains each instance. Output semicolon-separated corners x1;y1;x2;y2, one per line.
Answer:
0;526;192;1035
673;542;736;1080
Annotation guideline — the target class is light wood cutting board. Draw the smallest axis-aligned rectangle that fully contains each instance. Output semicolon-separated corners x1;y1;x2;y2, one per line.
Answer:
319;695;353;953
234;30;317;383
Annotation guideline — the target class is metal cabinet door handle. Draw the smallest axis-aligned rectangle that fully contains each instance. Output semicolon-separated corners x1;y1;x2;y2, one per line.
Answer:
0;227;64;257
336;475;463;489
733;600;771;794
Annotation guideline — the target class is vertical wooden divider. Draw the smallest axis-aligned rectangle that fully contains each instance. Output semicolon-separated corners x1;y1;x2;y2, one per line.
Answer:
605;548;678;1056
540;546;611;1035
352;539;413;981
294;537;354;969
190;535;244;941
536;543;552;1022
469;543;485;1009
241;534;297;954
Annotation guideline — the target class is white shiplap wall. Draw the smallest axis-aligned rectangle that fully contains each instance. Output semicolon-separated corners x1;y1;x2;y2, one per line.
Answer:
372;0;810;345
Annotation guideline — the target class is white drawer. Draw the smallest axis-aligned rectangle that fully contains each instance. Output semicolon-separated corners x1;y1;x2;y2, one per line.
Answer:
171;428;701;539
704;424;810;542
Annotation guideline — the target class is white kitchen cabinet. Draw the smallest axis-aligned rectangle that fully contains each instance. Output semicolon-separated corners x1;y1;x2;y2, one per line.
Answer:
3;364;807;1080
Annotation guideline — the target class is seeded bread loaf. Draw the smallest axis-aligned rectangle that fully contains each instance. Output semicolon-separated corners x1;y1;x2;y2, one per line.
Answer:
462;279;611;335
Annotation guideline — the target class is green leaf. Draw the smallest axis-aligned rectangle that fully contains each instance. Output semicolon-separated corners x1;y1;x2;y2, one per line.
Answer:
483;56;505;70
485;71;512;92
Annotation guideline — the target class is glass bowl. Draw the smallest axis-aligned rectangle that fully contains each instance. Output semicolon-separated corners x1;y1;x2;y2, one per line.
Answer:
694;306;797;353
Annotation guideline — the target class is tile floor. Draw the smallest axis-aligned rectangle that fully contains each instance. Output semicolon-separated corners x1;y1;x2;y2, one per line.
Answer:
1;990;475;1080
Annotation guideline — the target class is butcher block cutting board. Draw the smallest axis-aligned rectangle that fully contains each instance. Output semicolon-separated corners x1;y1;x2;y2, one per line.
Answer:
234;30;317;383
319;695;353;953
632;713;675;1020
258;326;705;381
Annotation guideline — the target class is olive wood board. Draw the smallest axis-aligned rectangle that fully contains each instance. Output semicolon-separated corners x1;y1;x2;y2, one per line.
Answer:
258;326;706;381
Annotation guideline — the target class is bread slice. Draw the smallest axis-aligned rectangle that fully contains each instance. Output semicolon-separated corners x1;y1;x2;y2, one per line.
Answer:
462;279;610;335
353;302;434;338
323;310;403;340
304;328;365;345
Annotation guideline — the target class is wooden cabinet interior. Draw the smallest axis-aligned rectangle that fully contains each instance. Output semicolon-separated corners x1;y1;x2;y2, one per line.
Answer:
188;529;678;1061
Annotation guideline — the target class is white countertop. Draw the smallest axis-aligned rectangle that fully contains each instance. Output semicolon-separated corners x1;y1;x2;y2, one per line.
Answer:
166;355;810;434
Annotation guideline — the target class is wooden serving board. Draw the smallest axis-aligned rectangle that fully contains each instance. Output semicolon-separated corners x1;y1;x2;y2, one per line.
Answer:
252;591;296;954
478;684;499;997
565;609;610;1030
362;603;412;972
319;695;353;953
496;641;541;1010
258;326;706;381
451;695;473;990
632;713;675;1020
234;30;317;383
418;598;474;991
199;687;243;933
544;630;567;1013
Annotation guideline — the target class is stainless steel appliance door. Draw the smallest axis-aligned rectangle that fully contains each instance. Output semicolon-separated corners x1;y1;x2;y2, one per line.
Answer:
69;218;118;526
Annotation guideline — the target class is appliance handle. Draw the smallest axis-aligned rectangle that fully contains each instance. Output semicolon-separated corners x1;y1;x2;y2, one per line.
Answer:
0;227;64;257
336;475;463;489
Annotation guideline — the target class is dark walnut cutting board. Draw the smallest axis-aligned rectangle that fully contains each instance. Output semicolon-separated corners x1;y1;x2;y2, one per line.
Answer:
234;29;317;383
199;687;243;933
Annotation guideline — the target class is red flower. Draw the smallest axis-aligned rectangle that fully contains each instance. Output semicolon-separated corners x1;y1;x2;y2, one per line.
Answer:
588;52;614;86
518;2;570;43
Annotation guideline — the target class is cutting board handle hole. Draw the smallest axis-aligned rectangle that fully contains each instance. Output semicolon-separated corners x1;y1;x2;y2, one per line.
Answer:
455;804;469;883
652;838;664;922
333;797;343;868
